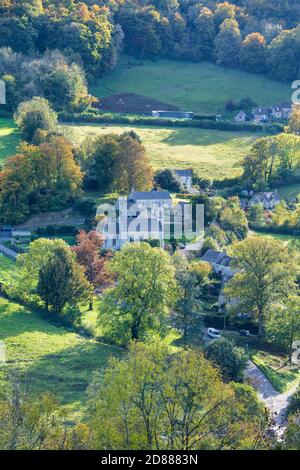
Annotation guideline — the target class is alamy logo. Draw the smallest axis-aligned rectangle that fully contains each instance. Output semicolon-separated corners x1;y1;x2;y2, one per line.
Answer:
291;81;300;105
0;341;6;363
96;199;204;249
0;79;6;105
292;340;300;365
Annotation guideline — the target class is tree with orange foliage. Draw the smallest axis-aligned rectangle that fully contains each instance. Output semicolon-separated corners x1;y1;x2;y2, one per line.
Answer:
72;230;111;311
0;136;83;224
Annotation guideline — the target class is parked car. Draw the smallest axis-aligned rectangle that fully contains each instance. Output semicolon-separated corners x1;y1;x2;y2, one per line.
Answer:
207;328;221;339
239;330;250;337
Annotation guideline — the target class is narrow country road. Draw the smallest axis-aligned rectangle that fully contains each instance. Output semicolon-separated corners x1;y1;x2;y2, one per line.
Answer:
246;361;299;436
0;241;18;260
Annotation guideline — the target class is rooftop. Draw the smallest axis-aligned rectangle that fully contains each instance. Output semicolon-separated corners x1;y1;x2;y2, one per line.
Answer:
175;169;193;177
201;250;231;265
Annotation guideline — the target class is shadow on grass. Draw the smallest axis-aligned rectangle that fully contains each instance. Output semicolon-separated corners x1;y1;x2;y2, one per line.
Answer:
21;340;122;404
160;128;256;147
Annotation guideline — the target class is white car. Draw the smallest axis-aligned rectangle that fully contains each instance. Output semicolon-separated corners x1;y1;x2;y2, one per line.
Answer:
207;328;221;339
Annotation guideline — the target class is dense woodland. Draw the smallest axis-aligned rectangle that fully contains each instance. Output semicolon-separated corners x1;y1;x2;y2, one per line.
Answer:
1;0;300;115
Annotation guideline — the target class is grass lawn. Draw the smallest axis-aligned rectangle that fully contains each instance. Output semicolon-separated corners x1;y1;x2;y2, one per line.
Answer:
224;331;300;393
278;183;300;201
0;297;122;422
83;190;119;207
0;118;21;163
250;230;300;243
0;254;16;281
252;351;300;393
64;123;258;180
91;57;291;114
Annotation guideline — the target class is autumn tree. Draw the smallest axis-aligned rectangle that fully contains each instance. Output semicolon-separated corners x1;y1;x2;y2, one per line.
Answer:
191;7;216;60
98;243;177;344
72;230;111;310
240;33;267;73
0;136;83;224
225;237;297;337
79;132;152;193
115;134;153;193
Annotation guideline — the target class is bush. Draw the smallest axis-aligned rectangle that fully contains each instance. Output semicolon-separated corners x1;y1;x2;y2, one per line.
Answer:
15;97;58;142
35;225;79;237
249;224;300;236
73;198;96;218
154;169;183;192
205;337;249;382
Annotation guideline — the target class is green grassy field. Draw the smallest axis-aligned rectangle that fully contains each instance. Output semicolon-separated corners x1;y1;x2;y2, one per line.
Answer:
91;57;291;114
0;254;16;281
250;230;300;245
0;118;20;164
252;351;300;393
65;123;258;180
0;297;122;421
278;183;300;200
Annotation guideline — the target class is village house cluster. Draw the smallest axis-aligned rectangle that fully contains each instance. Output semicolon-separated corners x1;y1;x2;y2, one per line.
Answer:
234;103;292;124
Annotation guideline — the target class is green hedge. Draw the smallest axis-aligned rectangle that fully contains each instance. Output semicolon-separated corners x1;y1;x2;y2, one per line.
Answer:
58;111;282;133
249;224;300;236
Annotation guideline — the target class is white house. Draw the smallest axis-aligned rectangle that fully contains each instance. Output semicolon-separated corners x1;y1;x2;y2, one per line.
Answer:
248;190;281;210
174;169;193;189
100;189;173;250
270;103;292;120
0;79;5;105
252;107;270;123
234;110;247;123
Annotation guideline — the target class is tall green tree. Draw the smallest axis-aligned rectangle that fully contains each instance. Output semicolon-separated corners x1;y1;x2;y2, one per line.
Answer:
37;244;92;316
241;33;267;73
172;253;202;345
98;243;177;344
225;237;297;337
267;296;300;361
215;19;241;68
88;342;269;450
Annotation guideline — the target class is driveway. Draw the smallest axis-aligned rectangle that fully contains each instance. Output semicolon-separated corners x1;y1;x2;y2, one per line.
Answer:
246;361;299;436
202;330;299;436
0;241;18;260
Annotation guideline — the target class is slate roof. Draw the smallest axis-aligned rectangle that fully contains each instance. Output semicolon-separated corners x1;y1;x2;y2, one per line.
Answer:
201;250;230;265
175;169;193;177
253;107;270;116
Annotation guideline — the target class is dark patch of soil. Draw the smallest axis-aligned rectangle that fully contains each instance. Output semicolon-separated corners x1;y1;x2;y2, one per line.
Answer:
94;92;179;115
